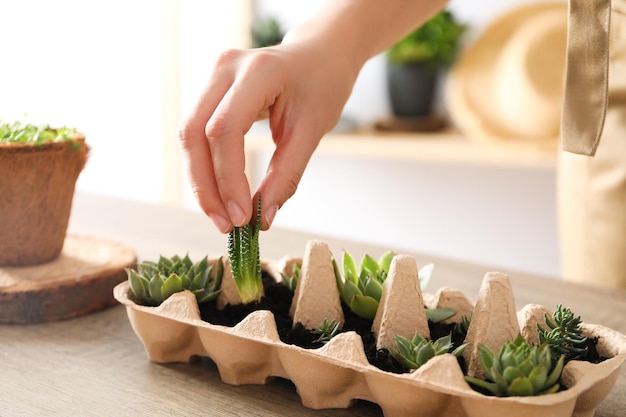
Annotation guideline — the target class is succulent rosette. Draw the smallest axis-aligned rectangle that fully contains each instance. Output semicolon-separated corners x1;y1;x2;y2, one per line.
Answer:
127;254;223;306
465;335;565;397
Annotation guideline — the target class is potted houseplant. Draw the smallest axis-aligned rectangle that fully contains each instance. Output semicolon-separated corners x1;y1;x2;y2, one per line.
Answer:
386;10;466;118
0;121;89;266
115;201;626;416
250;16;285;48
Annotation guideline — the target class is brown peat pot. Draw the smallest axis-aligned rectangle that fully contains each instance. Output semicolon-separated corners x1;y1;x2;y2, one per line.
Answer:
0;136;89;266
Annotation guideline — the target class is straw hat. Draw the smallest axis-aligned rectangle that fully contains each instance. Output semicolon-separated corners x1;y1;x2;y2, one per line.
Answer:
446;2;568;142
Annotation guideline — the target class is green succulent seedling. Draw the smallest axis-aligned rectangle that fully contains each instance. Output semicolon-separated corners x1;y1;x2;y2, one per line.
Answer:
1;120;80;148
228;196;263;304
311;318;342;345
280;262;301;292
127;254;223;306
390;332;467;371
333;250;395;319
465;334;565;397
334;250;444;320
538;304;589;364
453;313;472;338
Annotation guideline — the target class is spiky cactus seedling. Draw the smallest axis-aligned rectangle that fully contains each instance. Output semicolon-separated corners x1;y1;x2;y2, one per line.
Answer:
228;196;263;304
390;332;467;371
538;304;589;363
127;255;223;306
465;335;565;397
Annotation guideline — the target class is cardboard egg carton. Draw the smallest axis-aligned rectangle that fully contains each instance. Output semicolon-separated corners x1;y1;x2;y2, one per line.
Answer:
114;240;626;417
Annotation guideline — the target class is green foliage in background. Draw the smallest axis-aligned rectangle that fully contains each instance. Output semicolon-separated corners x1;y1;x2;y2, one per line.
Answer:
1;120;78;145
387;10;467;69
251;16;284;48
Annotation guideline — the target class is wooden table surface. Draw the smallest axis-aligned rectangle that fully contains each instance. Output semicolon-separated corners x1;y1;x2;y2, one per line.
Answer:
1;192;625;416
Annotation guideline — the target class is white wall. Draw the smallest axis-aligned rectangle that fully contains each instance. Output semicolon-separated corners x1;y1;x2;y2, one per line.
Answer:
0;0;250;206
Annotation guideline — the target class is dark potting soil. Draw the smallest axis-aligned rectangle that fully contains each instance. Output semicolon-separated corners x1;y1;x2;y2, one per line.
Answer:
198;272;468;374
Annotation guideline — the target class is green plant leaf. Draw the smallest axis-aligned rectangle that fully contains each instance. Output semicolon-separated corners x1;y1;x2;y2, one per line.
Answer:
379;251;395;275
507;377;534;397
161;274;184;301
415;342;435;366
361;254;380;277
128;269;149;301
343;251;359;285
343;279;362;306
363;277;384;302
425;307;455;323
148;275;165;305
350;295;379;320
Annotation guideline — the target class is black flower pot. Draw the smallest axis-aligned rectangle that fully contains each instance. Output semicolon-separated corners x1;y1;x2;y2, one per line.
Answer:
387;62;438;117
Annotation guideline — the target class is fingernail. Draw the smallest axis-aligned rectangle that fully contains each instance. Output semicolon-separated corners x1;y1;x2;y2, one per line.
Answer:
226;201;246;227
264;204;278;228
210;213;231;234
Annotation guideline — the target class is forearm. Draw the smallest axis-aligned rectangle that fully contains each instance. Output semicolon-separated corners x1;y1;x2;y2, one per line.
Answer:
282;0;450;75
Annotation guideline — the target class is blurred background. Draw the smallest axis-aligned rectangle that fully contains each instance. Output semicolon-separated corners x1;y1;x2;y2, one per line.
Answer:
0;0;564;278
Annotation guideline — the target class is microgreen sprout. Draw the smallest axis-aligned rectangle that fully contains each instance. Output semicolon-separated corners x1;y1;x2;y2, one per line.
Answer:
228;196;263;304
0;120;79;145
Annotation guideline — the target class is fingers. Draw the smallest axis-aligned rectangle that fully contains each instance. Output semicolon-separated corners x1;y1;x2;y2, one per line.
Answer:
180;49;282;232
177;50;241;232
205;54;283;227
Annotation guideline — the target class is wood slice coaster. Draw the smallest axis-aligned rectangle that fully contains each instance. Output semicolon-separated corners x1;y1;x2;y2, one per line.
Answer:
0;235;137;324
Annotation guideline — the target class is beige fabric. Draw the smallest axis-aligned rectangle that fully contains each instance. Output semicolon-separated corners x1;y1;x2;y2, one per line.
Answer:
558;1;626;288
560;0;612;156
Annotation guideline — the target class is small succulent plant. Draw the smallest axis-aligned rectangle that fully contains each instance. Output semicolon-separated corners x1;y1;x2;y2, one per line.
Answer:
334;250;439;320
453;313;472;338
127;254;223;306
228;196;263;304
311;318;342;345
538;304;589;364
280;262;301;292
390;332;467;371
1;120;79;146
465;335;565;397
333;250;395;320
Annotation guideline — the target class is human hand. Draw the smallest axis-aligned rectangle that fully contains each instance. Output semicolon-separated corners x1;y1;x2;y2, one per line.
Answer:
177;39;359;233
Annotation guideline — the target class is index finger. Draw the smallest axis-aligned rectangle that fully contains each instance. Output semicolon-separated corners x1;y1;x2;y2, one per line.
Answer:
205;54;283;226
